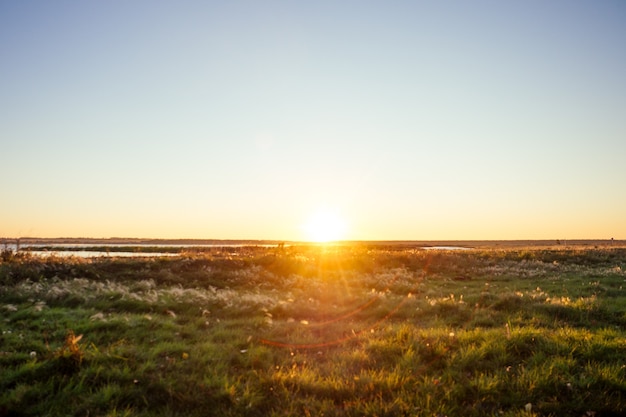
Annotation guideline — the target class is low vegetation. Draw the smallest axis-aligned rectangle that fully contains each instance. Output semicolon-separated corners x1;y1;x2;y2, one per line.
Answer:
1;245;625;416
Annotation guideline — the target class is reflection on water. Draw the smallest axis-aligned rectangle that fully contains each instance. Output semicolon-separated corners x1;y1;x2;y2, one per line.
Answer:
423;246;471;250
27;251;179;258
1;242;279;258
1;242;473;258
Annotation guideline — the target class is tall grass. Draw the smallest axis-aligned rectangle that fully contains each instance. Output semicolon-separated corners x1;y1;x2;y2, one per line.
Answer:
1;246;625;416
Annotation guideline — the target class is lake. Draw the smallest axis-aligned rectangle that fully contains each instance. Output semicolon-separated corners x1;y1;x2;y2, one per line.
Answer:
2;242;471;258
1;242;279;258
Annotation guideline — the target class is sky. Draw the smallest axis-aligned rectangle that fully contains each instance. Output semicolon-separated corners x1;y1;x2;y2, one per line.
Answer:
1;1;625;241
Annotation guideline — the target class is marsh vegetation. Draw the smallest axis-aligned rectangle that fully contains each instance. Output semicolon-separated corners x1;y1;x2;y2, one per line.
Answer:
1;245;625;416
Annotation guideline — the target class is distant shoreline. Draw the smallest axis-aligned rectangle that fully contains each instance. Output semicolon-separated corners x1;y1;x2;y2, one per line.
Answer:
3;237;623;250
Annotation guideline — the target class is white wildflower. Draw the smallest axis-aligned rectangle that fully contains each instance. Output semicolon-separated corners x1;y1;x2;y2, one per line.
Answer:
90;312;106;321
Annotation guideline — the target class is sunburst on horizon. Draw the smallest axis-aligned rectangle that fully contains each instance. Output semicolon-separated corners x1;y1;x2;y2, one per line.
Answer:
302;207;347;243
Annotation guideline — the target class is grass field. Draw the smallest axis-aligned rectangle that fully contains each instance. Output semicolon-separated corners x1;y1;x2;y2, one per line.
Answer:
1;245;626;416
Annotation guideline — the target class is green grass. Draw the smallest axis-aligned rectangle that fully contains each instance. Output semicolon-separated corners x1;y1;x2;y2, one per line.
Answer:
1;246;626;416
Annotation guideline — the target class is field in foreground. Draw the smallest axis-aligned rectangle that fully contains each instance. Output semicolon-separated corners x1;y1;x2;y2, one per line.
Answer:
1;246;626;416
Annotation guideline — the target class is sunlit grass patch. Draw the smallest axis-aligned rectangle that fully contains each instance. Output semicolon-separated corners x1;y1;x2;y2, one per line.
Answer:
1;247;626;416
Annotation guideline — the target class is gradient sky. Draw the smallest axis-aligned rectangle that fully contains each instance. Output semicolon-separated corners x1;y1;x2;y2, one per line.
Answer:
1;1;625;241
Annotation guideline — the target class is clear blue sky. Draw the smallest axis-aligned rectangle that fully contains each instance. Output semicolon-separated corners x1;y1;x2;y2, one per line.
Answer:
1;1;625;240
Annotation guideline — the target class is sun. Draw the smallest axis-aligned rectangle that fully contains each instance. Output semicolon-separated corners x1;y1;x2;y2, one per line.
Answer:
303;207;347;243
